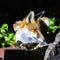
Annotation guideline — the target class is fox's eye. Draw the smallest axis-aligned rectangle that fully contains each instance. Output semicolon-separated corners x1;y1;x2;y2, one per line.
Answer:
34;29;37;31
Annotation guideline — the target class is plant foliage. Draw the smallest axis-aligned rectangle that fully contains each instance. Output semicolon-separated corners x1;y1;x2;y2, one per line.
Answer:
47;18;60;34
0;23;16;48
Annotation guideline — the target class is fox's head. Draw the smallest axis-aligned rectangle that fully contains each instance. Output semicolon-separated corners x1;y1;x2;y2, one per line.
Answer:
13;11;50;43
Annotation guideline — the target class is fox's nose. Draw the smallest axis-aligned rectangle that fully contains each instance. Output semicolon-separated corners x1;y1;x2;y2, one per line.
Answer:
37;37;47;45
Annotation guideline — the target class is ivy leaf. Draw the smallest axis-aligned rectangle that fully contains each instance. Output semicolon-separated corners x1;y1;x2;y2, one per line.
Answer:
8;33;14;39
0;34;3;39
1;23;8;31
48;18;60;33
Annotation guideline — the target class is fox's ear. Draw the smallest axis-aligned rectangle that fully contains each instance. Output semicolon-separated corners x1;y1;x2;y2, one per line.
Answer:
37;11;45;21
26;11;34;23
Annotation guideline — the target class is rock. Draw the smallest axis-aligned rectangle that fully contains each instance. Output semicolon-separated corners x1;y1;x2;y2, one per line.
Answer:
44;31;60;60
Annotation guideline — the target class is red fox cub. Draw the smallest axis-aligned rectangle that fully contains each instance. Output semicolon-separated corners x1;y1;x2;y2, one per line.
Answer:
13;11;50;44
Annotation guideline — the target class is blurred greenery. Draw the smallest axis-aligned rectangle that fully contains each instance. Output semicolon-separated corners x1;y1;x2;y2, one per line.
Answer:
47;17;60;34
0;23;16;48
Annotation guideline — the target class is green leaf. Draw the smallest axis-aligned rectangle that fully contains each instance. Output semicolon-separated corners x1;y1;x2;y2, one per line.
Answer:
8;33;14;39
4;36;9;41
1;43;5;48
0;23;16;47
1;29;6;34
1;23;8;31
48;17;60;33
0;34;3;39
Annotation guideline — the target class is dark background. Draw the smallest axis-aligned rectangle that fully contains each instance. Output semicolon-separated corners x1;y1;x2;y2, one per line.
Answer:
0;0;60;27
